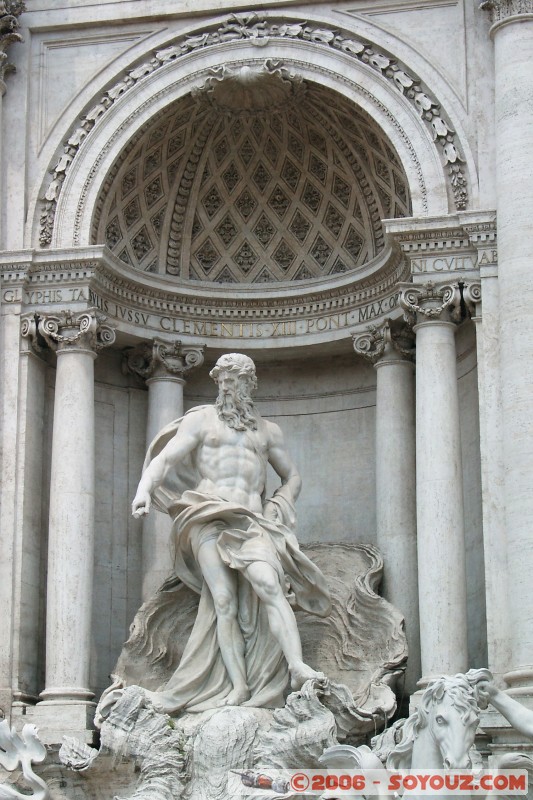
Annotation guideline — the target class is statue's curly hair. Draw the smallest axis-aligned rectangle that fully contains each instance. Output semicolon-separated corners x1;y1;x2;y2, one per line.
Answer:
209;353;257;390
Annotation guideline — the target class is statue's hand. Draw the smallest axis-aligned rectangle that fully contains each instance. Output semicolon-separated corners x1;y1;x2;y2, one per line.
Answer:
476;679;499;709
262;499;279;521
132;490;152;518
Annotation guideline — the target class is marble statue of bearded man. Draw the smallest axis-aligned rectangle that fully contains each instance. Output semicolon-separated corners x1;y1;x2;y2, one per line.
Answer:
132;353;331;713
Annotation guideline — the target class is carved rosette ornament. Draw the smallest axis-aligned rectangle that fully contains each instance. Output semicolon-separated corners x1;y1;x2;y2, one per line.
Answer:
352;318;415;364
21;309;116;353
399;281;463;327
124;339;205;382
480;0;533;23
0;0;25;84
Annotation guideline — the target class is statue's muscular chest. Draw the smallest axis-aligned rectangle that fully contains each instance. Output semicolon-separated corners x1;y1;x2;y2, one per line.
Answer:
202;417;268;457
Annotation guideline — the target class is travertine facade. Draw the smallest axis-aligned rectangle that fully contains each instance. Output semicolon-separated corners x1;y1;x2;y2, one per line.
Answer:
1;0;532;777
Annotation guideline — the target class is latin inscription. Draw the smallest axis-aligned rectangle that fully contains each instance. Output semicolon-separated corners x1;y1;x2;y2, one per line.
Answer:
411;250;484;275
3;286;400;339
2;287;88;304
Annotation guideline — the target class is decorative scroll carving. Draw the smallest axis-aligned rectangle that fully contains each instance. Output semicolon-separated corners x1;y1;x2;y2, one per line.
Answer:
123;339;205;381
353;318;415;364
21;309;116;353
0;0;25;83
39;13;468;246
462;282;482;317
480;0;533;23
400;281;463;326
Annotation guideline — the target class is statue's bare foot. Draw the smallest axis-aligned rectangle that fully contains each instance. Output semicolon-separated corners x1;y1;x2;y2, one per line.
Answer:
290;662;326;691
217;686;251;707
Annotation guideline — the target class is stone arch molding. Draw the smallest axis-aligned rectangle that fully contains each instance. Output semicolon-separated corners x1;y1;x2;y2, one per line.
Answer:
37;12;468;252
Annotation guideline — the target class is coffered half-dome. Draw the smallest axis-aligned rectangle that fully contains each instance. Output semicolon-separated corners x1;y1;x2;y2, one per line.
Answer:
92;68;411;284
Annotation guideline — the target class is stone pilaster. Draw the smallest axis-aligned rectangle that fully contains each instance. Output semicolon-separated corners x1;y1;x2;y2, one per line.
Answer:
124;339;204;599
0;2;25;245
400;281;468;686
480;0;533;695
353;320;419;694
7;316;48;709
29;310;115;713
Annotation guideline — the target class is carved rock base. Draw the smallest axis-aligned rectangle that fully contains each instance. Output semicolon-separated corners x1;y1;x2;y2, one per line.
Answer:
57;678;381;800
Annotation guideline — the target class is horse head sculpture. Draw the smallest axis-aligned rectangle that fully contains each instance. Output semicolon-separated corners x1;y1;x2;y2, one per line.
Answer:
387;671;487;770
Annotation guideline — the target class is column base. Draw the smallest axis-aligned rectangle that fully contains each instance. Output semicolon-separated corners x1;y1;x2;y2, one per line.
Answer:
480;706;533;769
503;665;533;695
39;686;95;703
12;700;97;745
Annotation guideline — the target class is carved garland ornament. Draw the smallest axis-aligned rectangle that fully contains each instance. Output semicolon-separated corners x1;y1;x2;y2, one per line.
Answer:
39;13;468;246
123;339;205;380
21;308;116;352
353;317;415;364
400;281;463;326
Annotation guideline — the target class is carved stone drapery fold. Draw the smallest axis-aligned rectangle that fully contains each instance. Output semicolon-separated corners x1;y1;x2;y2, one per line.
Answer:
352;318;415;364
21;308;116;353
123;339;205;381
480;0;533;23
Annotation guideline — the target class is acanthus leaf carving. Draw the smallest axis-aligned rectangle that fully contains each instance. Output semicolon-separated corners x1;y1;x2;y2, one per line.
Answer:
0;0;25;83
480;0;533;23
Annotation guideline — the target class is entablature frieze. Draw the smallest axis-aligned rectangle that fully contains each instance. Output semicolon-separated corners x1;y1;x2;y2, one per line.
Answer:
385;211;496;282
0;219;493;349
1;244;411;349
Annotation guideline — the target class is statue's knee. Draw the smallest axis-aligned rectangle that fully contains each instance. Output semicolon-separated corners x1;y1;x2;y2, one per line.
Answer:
213;591;237;617
253;571;281;600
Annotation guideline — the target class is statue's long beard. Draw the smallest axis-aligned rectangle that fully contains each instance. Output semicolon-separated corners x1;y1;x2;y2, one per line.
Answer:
215;387;257;431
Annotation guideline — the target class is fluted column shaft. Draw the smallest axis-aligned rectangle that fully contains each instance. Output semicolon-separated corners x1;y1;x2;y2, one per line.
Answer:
401;283;468;685
124;339;204;599
30;310;115;703
487;3;533;691
354;321;419;694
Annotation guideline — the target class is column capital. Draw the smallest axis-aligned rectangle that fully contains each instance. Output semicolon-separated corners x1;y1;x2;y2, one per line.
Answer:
21;308;116;354
480;0;533;26
462;282;482;319
353;318;415;365
399;281;463;328
123;338;205;382
0;1;25;84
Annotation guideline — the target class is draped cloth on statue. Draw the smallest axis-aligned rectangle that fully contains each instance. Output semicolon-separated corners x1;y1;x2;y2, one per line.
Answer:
142;409;331;714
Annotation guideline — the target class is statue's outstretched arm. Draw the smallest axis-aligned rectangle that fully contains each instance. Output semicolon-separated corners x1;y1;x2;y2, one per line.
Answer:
478;680;533;739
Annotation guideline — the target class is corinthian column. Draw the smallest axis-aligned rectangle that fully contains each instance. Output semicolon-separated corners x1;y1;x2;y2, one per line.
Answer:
34;310;115;705
401;282;468;685
353;320;420;693
124;339;204;599
480;0;533;694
